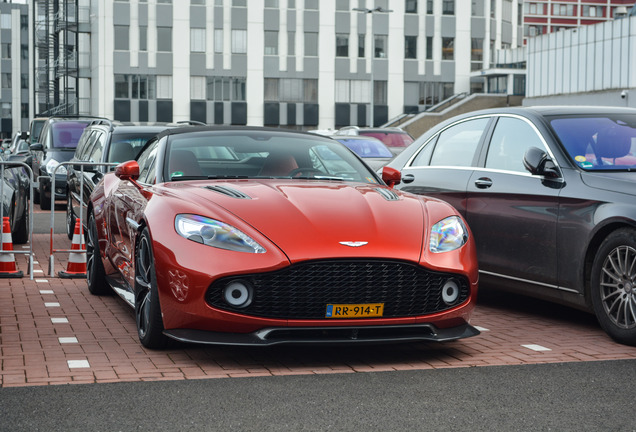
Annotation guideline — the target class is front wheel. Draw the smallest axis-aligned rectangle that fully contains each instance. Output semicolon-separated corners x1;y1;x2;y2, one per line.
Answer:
591;228;636;346
135;227;170;349
39;186;50;211
86;212;110;295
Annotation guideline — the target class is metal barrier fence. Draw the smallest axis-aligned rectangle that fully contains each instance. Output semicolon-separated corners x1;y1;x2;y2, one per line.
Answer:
0;160;35;280
48;161;118;276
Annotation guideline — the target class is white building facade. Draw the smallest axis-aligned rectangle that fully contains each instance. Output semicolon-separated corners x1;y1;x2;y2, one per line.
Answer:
33;0;524;130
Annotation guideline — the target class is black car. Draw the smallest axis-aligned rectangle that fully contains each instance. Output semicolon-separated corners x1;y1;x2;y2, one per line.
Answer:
29;117;98;210
0;153;30;244
383;106;636;346
66;120;174;239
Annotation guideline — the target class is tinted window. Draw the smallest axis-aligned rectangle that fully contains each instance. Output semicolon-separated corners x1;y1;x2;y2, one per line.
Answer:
108;132;159;163
336;138;393;158
50;121;91;149
550;115;636;171
429;118;489;167
486;117;545;172
137;140;159;184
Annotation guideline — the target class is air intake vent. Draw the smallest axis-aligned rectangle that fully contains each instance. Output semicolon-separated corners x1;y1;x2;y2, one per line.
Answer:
374;188;399;201
204;185;251;199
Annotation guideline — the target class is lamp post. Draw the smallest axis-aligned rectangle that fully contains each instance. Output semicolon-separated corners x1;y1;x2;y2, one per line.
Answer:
353;6;392;127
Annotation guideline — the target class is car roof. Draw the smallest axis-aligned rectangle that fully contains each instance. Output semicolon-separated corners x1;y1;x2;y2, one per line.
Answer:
153;125;327;140
465;105;636;117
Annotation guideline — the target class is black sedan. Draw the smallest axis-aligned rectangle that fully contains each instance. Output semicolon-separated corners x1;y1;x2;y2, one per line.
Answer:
383;106;636;346
0;154;30;244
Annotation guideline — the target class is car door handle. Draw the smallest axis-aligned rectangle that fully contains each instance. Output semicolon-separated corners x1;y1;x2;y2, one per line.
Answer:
402;174;415;183
474;177;493;189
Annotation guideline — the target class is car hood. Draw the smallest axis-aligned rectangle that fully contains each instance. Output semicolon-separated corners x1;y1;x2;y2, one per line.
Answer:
162;180;428;262
580;171;636;197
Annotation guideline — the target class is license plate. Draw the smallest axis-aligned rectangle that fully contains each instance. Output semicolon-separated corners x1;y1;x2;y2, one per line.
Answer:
325;303;384;318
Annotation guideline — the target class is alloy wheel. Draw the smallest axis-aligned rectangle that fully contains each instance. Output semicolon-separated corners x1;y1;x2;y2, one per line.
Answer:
599;245;636;330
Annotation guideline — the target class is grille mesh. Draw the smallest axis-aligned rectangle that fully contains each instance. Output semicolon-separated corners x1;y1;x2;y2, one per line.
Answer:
206;260;470;319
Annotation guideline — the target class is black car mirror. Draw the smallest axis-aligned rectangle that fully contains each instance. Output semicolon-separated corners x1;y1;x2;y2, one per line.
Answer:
523;147;562;179
30;143;44;152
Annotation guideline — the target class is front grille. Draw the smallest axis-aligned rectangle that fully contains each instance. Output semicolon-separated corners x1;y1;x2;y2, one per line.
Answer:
206;259;470;319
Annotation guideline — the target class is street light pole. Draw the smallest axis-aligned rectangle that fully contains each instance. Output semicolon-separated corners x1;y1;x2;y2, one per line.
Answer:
353;6;392;127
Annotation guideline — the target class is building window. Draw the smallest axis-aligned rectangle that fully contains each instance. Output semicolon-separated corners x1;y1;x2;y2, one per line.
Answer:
265;31;279;55
191;28;206;52
132;75;154;99
305;0;318;9
490;0;496;18
471;38;483;71
21;44;28;60
232;30;247;53
1;103;10;117
206;77;246;101
114;26;129;51
215;29;223;53
405;36;417;59
115;75;129;98
304;79;318;103
21;74;28;89
442;0;454;15
191;76;206;100
358;34;365;57
336;34;349;57
1;14;10;29
374;35;387;58
406;0;417;13
472;0;484;16
233;0;247;5
157;27;172;52
265;0;279;6
2;73;12;89
264;78;318;103
426;37;432;59
442;37;454;60
156;75;172;99
1;43;10;59
264;78;279;101
427;0;433;14
305;32;318;56
139;26;147;51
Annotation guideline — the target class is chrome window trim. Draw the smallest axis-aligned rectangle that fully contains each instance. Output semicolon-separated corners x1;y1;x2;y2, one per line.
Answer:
407;113;562;176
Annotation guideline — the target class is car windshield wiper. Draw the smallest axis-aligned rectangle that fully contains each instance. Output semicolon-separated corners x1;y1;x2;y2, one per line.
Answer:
170;175;208;181
207;175;249;179
293;175;346;181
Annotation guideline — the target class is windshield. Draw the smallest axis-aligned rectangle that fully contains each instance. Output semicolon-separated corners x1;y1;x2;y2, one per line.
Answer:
108;132;162;163
550;115;636;171
51;121;91;149
164;130;380;183
335;138;393;158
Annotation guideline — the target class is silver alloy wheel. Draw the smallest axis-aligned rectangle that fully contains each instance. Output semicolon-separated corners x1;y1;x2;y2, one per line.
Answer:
600;245;636;329
136;235;153;340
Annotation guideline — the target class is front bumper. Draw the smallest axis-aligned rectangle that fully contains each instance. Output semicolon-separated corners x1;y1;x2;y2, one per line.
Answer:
163;322;480;346
40;174;67;200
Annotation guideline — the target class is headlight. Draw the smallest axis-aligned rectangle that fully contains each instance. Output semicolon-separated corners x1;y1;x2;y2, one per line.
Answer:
430;216;468;253
175;214;266;253
45;159;66;175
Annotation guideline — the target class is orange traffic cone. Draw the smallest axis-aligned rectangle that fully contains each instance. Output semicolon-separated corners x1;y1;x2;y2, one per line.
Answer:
0;216;23;278
59;220;86;279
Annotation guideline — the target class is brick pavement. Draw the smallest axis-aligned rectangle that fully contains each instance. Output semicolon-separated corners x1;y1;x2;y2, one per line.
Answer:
1;233;636;388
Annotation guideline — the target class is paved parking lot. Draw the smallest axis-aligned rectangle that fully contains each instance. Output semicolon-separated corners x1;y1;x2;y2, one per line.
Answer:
2;231;636;388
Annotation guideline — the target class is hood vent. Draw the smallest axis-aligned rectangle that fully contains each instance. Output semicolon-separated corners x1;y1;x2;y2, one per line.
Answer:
374;188;400;201
204;185;251;199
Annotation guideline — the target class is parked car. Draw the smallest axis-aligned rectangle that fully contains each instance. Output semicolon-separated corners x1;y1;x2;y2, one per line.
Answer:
28;116;48;146
66;120;174;239
29;116;98;210
383;106;636;346
0;152;30;244
335;126;414;156
86;126;479;348
333;135;394;170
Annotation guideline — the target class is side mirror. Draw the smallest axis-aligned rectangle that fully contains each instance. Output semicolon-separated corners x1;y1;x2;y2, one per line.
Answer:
115;160;140;181
381;166;402;188
523;147;561;179
30;143;44;152
20;131;29;140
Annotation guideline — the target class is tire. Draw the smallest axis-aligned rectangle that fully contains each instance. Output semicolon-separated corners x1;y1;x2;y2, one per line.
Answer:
86;212;111;295
12;195;28;244
135;227;170;349
590;228;636;346
39;186;50;211
66;196;76;240
33;187;40;204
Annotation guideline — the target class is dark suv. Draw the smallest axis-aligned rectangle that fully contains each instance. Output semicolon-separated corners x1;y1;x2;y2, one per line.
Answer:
29;117;98;210
66;120;174;238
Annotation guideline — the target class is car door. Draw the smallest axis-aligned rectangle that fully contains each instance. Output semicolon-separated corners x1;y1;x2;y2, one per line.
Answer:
465;115;563;287
398;117;492;216
107;140;158;291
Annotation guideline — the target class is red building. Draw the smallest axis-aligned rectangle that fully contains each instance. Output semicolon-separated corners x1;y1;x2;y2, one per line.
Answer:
524;0;635;41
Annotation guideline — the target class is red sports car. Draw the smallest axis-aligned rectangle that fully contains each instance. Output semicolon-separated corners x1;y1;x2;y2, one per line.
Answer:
87;126;479;348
